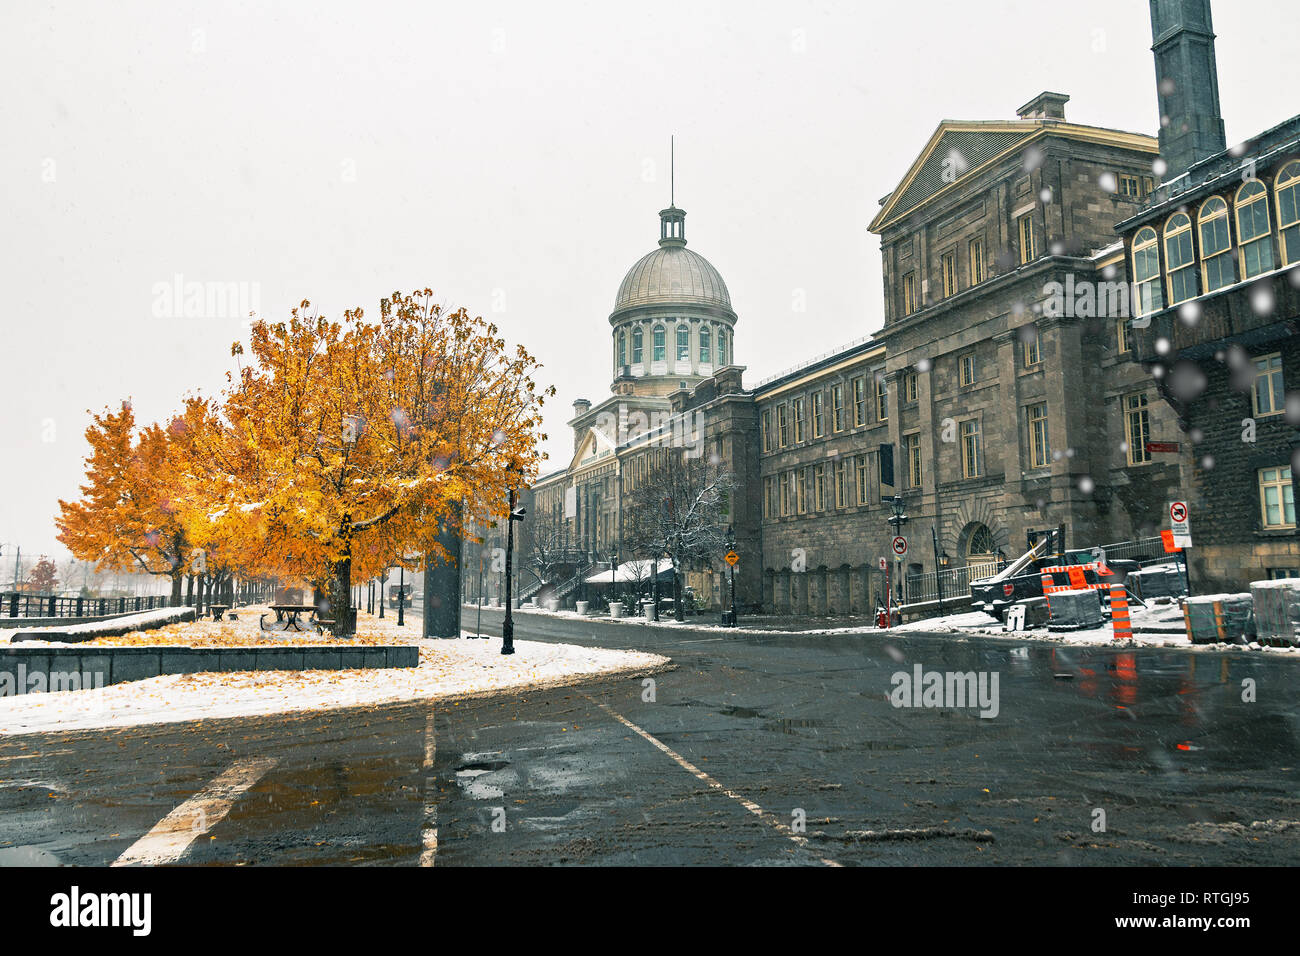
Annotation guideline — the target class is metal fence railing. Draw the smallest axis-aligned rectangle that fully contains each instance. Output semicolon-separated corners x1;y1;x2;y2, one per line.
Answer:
2;593;170;619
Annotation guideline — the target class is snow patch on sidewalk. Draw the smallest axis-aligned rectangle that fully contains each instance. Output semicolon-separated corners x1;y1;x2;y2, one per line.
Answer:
0;635;670;736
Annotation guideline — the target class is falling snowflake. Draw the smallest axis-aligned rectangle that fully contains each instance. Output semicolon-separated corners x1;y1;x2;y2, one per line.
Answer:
1152;157;1169;178
1286;393;1300;427
1167;362;1208;402
1049;240;1065;256
1250;284;1276;316
1098;172;1117;193
1189;427;1205;443
1040;188;1054;204
1155;337;1170;355
1023;147;1045;173
916;358;932;373
1078;477;1096;494
1201;456;1215;470
1178;301;1201;326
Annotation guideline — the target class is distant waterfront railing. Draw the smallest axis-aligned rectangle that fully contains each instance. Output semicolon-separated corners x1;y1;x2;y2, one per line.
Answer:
2;593;170;619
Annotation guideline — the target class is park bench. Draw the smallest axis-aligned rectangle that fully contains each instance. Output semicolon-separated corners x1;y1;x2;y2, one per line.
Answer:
209;604;230;621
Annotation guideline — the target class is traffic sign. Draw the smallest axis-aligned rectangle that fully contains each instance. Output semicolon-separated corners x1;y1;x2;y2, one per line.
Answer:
724;550;739;567
1169;500;1192;546
1146;441;1180;454
891;535;908;557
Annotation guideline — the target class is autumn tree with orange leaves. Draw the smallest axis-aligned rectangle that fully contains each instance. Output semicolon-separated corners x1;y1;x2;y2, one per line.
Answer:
219;291;552;635
56;401;199;603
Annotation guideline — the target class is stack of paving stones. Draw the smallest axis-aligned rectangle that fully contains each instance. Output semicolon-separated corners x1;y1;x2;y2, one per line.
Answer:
1249;580;1300;647
1127;565;1185;600
1045;589;1103;632
1183;594;1255;644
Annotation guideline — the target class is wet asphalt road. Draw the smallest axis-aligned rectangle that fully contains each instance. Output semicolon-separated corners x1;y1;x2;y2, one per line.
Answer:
1;609;1299;866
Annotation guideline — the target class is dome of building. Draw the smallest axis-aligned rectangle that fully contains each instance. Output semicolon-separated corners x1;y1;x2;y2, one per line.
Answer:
614;245;732;313
611;206;732;315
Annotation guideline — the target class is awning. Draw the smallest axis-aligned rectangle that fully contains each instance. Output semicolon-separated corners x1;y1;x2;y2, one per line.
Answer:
584;559;673;585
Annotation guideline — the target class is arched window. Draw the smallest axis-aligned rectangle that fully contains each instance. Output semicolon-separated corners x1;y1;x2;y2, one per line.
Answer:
1199;197;1234;293
1235;180;1274;279
966;524;998;577
616;331;626;367
1132;227;1164;317
718;327;727;366
631;327;643;364
699;325;711;364
1164;212;1198;305
675;324;690;362
652;325;665;363
1276;161;1300;266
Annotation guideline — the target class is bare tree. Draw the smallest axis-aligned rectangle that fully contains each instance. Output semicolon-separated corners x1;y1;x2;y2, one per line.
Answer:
521;505;570;599
624;451;735;621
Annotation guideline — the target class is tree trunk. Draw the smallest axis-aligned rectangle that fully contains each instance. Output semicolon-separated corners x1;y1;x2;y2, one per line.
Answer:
327;557;355;637
170;572;183;607
672;556;684;622
650;556;660;622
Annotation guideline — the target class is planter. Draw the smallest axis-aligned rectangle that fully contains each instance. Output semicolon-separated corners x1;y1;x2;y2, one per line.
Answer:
610;602;624;619
575;601;589;615
547;599;560;612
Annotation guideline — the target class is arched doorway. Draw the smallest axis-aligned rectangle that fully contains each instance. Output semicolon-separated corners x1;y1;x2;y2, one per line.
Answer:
965;523;999;578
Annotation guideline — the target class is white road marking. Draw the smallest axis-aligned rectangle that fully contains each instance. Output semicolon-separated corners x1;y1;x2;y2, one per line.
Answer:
420;710;438;867
112;757;277;867
590;699;841;867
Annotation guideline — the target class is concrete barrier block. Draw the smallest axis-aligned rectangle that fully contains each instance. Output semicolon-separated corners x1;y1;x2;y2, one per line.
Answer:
161;648;204;675
302;649;343;670
110;650;163;684
253;648;304;671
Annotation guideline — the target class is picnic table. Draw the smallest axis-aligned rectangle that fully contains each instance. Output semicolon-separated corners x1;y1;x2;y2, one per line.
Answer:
209;604;230;621
260;604;321;633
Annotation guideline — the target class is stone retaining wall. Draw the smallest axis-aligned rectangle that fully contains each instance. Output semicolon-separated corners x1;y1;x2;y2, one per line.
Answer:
0;644;420;696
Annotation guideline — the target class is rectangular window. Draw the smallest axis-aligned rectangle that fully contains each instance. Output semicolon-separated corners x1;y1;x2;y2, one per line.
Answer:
780;471;792;516
792;397;806;443
796;468;808;514
1268;568;1300;580
875;374;889;421
1117;319;1130;354
1022;331;1040;368
855;454;870;504
969;237;985;285
632;330;643;364
902;273;916;315
763;476;777;518
853;376;867;425
699;326;711;364
1118;174;1141;198
960;419;982;478
652;327;666;363
1253;353;1285;417
813;464;826;511
1259;466;1296;529
777;404;789;447
676;325;690;362
811;391;825;438
761;409;773;452
1026;403;1049;469
903;433;922;488
835;458;851;508
903;372;918;404
1124;393;1151;466
831;383;845;431
959;353;976;387
941;250;957;297
1018;213;1037;264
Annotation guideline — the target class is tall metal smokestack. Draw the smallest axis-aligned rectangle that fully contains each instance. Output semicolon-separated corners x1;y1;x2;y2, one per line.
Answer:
1149;0;1227;182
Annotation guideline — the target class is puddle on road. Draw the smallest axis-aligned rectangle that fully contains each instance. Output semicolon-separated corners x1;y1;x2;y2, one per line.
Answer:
762;718;826;734
0;845;60;866
718;705;765;719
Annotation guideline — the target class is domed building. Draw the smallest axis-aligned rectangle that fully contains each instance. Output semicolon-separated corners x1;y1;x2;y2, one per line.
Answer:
607;206;738;398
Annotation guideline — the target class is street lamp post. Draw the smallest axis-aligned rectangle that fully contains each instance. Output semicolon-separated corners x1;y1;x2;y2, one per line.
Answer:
502;479;527;656
723;525;738;627
397;564;405;627
887;495;909;624
932;526;946;616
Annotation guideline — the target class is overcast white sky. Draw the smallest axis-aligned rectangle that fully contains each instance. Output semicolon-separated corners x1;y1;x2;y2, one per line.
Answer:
2;0;1296;562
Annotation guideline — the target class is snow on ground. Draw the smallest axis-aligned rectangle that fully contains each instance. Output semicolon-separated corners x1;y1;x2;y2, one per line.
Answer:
0;609;670;735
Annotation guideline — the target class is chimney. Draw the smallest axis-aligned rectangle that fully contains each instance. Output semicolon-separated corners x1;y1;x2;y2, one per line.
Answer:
1149;0;1227;181
1016;92;1069;122
571;398;592;456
